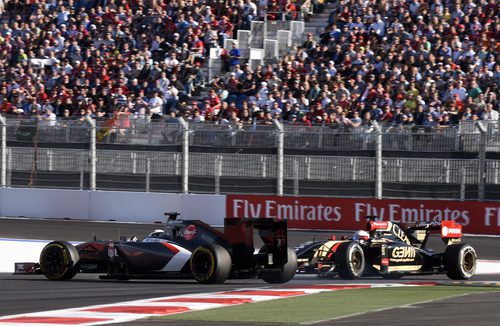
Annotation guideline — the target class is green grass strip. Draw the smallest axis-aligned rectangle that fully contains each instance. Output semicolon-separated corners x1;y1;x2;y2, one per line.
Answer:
158;286;498;324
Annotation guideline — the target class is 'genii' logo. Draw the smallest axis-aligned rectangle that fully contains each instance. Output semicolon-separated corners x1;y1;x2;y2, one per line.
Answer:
391;247;416;259
183;224;197;240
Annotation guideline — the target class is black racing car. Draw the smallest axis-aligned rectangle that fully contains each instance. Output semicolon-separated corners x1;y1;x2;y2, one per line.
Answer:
295;216;477;280
15;213;297;284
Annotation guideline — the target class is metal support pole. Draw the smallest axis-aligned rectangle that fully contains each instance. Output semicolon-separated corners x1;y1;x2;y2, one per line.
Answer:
146;157;151;192
179;118;189;194
373;121;383;199
86;117;96;191
0;115;6;187
305;156;311;180
79;152;84;190
215;155;222;195
47;149;53;171
460;167;466;201
261;155;267;178
6;148;11;187
293;159;299;196
476;122;487;201
274;120;284;196
131;152;137;174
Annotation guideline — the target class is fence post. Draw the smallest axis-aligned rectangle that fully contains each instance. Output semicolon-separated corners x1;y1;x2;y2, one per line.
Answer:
146;157;151;192
373;121;383;199
0;115;6;187
79;152;84;190
293;159;299;195
179;117;189;194
261;155;267;178
274;120;284;196
460;167;466;201
215;155;222;195
475;122;487;201
86;117;96;191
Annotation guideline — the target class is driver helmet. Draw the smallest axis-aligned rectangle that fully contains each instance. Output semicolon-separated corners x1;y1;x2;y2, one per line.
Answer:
353;230;370;242
148;229;164;237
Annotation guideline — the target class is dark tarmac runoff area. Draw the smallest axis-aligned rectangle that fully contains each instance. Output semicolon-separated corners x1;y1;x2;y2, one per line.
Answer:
1;217;499;326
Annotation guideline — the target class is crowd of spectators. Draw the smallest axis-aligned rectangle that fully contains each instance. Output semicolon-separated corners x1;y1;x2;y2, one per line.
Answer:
198;0;499;130
0;0;498;132
0;0;312;123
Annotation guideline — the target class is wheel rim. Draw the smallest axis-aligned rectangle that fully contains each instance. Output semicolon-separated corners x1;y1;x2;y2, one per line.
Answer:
43;247;67;276
462;249;475;274
192;250;214;280
351;249;363;272
194;254;210;274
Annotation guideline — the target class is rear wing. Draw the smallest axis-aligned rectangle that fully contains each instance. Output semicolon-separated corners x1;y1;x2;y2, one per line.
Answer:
366;217;463;247
224;218;288;269
439;220;462;244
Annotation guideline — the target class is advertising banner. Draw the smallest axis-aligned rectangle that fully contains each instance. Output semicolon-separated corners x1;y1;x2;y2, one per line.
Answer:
226;195;500;235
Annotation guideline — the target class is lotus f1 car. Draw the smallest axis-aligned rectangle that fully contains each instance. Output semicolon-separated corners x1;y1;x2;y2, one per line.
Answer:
15;213;297;284
295;217;477;280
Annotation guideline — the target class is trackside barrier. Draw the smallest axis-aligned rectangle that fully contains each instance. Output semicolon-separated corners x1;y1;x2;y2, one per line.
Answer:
0;188;225;225
1;187;499;235
226;194;500;235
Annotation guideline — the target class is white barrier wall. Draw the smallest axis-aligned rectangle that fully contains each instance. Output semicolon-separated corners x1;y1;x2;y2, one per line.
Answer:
0;188;226;225
0;188;91;220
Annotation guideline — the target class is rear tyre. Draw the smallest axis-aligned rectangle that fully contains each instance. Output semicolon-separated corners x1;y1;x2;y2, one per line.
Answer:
444;244;477;280
334;241;365;280
190;244;232;284
260;246;298;284
39;241;79;281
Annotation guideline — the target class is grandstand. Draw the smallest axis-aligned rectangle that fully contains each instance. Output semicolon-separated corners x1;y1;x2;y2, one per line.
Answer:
0;0;498;201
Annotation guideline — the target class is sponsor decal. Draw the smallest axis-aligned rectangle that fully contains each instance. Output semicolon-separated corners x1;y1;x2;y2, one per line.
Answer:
381;258;389;266
388;265;422;272
370;221;389;230
391;247;416;262
226;195;500;235
391;223;411;245
441;220;462;238
183;225;197;241
16;263;24;273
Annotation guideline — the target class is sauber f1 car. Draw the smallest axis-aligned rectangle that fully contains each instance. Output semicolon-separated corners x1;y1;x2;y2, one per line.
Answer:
295;217;477;280
15;213;297;284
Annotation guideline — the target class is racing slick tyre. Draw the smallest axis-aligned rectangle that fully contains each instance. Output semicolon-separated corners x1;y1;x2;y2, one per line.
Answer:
39;241;79;281
334;241;365;280
444;243;477;280
190;244;232;284
259;246;298;284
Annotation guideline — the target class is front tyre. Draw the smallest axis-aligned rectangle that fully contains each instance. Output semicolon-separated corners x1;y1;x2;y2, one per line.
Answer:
260;246;298;284
39;241;79;281
190;244;232;284
334;241;365;280
444;244;477;280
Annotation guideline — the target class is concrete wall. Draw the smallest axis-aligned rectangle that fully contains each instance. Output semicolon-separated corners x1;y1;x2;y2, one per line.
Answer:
0;188;226;225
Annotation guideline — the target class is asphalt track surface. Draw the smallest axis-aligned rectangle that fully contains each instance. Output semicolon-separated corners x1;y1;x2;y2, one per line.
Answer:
1;218;499;325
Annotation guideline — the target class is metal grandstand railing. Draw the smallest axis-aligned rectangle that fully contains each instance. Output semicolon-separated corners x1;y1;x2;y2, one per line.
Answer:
0;116;499;201
4;117;499;153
